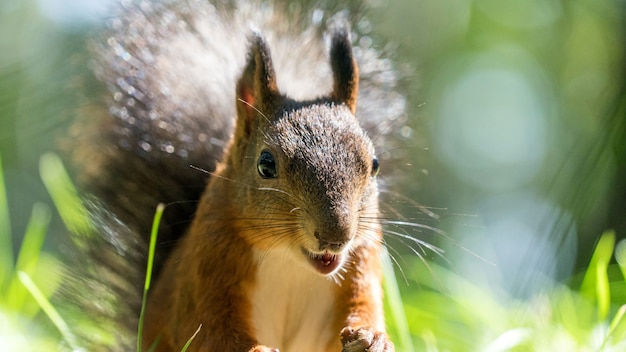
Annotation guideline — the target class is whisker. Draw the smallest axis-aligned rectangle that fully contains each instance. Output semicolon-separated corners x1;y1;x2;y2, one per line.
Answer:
373;112;396;141
237;98;271;124
189;164;255;190
381;239;409;286
164;199;201;207
382;219;494;266
380;194;441;221
383;227;445;255
257;187;292;197
189;165;294;203
383;233;445;290
382;220;446;236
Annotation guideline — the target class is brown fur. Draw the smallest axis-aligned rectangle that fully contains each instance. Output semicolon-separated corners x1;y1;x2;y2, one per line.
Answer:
142;29;393;352
67;1;407;350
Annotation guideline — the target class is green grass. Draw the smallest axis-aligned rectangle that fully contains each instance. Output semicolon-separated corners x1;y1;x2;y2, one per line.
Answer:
2;153;626;351
139;202;165;352
385;230;626;351
17;271;79;350
0;155;65;350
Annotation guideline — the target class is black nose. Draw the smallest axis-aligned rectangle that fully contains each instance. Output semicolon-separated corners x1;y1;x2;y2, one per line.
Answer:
314;231;347;252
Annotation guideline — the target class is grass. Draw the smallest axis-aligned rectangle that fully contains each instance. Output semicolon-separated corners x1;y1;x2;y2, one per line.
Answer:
17;271;79;350
386;230;626;351
0;155;65;350
139;202;164;352
1;153;626;351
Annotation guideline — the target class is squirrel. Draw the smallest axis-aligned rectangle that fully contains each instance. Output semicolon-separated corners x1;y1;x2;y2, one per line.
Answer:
65;0;407;351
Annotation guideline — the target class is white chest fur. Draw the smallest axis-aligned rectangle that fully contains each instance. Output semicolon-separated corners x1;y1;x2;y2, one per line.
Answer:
250;248;338;352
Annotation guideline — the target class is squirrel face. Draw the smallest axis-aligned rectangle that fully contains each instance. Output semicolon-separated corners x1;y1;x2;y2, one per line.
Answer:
233;102;379;277
222;29;381;276
266;103;379;275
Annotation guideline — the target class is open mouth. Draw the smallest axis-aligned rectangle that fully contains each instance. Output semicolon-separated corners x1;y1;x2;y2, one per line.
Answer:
302;248;343;275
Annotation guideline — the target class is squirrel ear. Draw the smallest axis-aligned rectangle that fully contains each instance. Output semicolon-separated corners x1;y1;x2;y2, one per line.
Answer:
330;27;359;114
236;31;280;135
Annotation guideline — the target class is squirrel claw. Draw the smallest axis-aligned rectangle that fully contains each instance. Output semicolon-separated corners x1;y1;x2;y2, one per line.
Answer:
340;327;394;352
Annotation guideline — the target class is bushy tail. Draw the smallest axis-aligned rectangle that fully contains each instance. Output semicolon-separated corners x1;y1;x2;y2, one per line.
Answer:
56;198;146;350
62;0;408;349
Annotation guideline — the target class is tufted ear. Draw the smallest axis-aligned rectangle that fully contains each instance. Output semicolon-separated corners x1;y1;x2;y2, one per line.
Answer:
236;31;280;138
330;27;359;114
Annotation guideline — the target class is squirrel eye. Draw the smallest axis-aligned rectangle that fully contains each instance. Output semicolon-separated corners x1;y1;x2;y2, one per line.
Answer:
371;157;380;177
257;150;277;179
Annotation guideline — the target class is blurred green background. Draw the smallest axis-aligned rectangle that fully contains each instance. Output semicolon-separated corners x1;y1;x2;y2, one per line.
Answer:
376;0;626;284
1;0;625;350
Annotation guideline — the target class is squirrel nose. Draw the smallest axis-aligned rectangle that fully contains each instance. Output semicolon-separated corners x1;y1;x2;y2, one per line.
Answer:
314;231;348;252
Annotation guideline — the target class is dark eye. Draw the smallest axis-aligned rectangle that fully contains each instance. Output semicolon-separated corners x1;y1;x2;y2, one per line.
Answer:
257;150;277;179
371;157;380;177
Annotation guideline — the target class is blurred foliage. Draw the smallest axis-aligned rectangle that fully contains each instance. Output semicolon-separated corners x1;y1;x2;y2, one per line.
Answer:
1;0;625;350
390;231;626;351
0;155;64;350
373;0;626;298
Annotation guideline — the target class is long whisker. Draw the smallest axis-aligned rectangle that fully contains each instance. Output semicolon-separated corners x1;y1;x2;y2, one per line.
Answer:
257;187;292;197
382;220;494;266
383;229;446;259
189;164;254;189
384;232;445;290
237;97;272;124
189;164;295;203
381;190;441;220
381;238;409;286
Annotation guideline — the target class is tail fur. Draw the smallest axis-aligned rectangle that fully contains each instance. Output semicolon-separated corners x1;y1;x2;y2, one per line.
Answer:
62;0;408;349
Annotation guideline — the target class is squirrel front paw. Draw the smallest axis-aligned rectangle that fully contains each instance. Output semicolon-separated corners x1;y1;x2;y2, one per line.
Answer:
340;327;394;352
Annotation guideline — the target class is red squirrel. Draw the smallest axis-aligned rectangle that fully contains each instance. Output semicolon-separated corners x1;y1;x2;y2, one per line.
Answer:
142;29;392;351
67;0;406;350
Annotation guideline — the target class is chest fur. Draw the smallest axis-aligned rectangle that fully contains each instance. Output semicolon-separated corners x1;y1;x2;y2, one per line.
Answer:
250;249;338;352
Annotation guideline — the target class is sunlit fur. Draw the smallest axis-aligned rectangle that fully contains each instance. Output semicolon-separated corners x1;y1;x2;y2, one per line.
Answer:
140;24;394;351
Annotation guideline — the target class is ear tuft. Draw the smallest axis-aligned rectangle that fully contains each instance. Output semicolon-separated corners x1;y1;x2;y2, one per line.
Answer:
330;26;359;114
236;30;279;137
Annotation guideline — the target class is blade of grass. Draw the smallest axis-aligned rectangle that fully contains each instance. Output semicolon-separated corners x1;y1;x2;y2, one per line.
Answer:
180;324;202;352
596;257;610;320
0;154;13;293
147;336;163;352
601;305;626;349
581;230;614;320
615;239;626;281
18;271;80;351
137;203;165;352
39;153;91;241
381;246;415;352
6;203;51;314
14;203;50;274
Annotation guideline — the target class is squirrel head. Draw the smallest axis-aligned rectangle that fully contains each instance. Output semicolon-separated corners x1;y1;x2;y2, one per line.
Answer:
225;28;379;276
